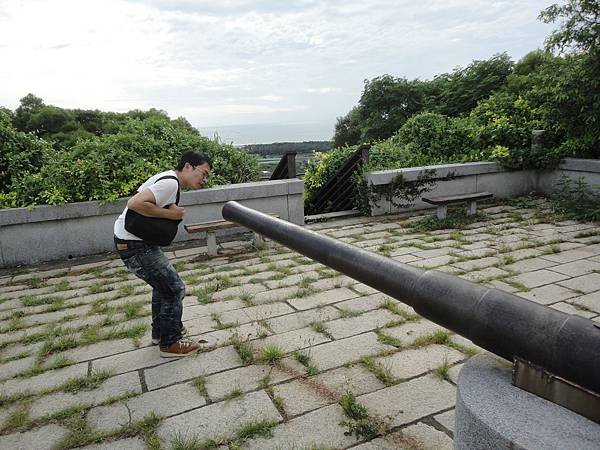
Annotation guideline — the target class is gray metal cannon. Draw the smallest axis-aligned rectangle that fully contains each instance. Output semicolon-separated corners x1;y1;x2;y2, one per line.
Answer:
222;201;600;422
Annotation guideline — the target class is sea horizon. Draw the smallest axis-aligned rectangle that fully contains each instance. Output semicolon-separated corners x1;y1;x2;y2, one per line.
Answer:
196;121;334;146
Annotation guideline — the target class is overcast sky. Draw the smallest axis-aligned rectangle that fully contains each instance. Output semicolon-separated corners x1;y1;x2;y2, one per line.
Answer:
0;0;556;133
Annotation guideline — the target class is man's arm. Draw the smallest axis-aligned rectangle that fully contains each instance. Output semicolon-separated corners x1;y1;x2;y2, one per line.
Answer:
127;188;184;220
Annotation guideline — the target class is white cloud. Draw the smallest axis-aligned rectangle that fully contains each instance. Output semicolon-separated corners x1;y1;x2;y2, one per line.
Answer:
304;88;341;94
0;0;555;129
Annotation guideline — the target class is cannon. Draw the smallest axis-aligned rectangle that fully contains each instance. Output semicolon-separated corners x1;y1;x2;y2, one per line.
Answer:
222;201;600;422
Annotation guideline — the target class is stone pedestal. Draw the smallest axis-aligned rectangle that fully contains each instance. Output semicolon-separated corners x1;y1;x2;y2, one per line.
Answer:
455;353;600;449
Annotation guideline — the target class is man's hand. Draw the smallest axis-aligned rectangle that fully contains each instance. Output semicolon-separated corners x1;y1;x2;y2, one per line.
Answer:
128;188;183;220
168;203;185;220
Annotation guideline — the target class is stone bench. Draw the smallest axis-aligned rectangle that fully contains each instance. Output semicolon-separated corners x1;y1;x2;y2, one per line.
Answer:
184;216;277;256
421;192;493;219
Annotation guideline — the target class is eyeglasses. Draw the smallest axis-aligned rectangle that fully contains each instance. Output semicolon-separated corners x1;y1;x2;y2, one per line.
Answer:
193;165;210;180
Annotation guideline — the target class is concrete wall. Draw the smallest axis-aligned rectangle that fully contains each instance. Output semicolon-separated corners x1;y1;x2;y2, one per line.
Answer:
537;158;600;194
365;162;537;216
0;179;304;268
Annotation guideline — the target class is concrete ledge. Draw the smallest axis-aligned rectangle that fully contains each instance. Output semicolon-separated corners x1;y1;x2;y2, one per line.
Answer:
0;179;304;268
455;353;600;449
365;163;535;216
0;179;304;226
559;158;600;173
367;162;501;186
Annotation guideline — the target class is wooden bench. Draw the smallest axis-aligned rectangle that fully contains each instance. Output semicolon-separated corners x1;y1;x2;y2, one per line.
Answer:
184;216;278;256
421;192;493;220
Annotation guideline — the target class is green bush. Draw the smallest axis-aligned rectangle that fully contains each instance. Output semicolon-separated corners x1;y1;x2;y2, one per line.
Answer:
0;112;260;208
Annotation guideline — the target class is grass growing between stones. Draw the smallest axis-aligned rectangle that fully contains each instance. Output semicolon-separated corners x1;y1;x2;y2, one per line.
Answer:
193;376;208;397
170;419;277;450
406;211;488;232
294;350;319;376
434;357;451;381
56;411;162;450
229;334;254;365
379;298;419;321
260;344;285;364
376;331;402;348
360;356;398;386
339;391;380;441
308;321;334;340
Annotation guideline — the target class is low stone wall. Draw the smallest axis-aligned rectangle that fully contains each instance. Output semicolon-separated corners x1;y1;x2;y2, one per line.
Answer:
0;179;304;268
537;158;600;194
364;162;537;216
364;158;600;217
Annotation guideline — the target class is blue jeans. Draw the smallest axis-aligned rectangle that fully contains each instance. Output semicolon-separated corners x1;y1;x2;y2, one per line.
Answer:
114;237;184;347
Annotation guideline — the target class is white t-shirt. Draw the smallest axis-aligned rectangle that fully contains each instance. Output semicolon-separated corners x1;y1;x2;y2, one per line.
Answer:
113;170;180;240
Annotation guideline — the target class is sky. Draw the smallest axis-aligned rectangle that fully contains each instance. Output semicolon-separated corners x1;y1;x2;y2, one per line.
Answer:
0;0;557;143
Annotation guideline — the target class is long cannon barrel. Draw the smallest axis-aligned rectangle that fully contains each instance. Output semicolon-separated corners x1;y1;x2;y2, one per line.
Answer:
222;201;600;394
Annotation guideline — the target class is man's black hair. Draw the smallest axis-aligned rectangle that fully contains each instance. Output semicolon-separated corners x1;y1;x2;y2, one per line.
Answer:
176;151;212;171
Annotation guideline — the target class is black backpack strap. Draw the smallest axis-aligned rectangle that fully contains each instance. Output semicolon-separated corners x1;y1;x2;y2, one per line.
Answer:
154;175;181;205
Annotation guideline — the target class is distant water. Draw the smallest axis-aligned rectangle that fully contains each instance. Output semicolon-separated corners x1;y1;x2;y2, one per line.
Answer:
197;122;334;145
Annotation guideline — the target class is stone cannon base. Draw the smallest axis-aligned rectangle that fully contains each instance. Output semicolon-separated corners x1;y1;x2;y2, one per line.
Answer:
455;353;600;449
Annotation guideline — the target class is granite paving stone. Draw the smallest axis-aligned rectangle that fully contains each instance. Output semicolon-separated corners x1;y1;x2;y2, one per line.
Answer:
309;275;355;291
558;273;600;294
352;283;380;295
0;423;69;450
92;346;165;375
312;364;386;397
144;345;242;391
252;286;300;304
0;361;88;397
272;378;338;417
51;338;139;364
381;320;447;347
503;257;558;273
541;248;598;264
506;269;570;289
264;271;321;289
28;371;142;420
451;256;501;272
307;332;395;371
157;390;282;445
517;283;579;305
204;364;293;400
184;299;246;320
353;423;453;449
211;283;268;301
434;409;456;434
253;326;330;354
569;291;600;314
266;306;341;334
242;403;357;450
218;302;294;325
80;437;147;450
193;321;271;347
550;301;597;319
0;355;37;381
89;382;206;432
547;259;600;277
326;309;399;339
358;374;456;427
460;267;509;283
334;292;395;313
286;287;359;310
374;344;464;380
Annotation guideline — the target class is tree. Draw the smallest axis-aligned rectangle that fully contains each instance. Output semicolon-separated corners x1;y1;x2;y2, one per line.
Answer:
539;0;600;55
357;75;426;142
332;106;362;148
432;53;514;116
13;93;44;131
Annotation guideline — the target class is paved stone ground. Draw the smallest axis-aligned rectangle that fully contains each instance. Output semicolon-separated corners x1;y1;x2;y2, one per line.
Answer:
1;198;599;449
